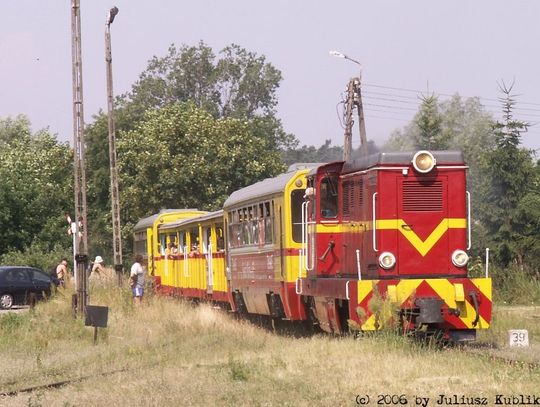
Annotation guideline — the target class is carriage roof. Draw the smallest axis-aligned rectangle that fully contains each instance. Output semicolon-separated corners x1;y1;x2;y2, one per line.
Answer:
223;164;321;208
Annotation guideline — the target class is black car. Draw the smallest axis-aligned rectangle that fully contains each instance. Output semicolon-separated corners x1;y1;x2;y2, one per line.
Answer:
0;266;56;309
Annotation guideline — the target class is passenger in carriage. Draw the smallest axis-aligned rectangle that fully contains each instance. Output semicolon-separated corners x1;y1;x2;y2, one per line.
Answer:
189;243;200;257
165;242;179;257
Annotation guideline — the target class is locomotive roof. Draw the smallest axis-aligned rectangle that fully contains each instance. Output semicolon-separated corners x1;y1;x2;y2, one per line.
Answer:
133;209;199;231
224;164;321;208
159;210;224;231
342;150;465;174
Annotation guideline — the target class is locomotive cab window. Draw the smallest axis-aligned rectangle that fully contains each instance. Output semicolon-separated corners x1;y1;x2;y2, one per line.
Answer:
320;176;338;219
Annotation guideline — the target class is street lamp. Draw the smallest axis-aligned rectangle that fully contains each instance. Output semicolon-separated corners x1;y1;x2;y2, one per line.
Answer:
329;50;368;160
105;6;123;285
107;6;118;25
329;50;362;71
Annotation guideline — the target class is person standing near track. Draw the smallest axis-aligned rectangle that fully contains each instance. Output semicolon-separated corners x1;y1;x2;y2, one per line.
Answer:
130;254;145;305
56;258;69;287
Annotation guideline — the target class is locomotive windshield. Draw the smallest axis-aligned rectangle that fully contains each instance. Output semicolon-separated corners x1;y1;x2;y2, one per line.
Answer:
320;177;338;219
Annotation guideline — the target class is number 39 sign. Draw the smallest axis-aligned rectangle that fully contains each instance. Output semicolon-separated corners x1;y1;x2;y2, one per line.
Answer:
508;329;529;347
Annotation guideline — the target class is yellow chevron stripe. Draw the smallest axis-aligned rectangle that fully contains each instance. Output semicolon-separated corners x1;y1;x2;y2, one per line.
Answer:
377;218;466;256
361;314;377;330
470;278;492;300
427;279;488;329
358;280;375;304
357;278;491;330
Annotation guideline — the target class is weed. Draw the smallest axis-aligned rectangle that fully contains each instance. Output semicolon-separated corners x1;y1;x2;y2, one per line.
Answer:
228;356;250;381
0;312;26;334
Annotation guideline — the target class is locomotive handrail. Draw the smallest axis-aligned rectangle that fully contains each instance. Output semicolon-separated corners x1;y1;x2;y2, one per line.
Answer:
372;192;378;252
466;191;471;250
302;200;314;271
356;249;362;280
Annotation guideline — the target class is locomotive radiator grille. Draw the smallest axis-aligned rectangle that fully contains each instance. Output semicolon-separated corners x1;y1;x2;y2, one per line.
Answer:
403;180;442;212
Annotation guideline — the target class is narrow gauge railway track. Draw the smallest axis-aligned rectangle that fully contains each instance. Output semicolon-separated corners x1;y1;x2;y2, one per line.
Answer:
0;359;223;399
462;343;540;371
0;366;130;398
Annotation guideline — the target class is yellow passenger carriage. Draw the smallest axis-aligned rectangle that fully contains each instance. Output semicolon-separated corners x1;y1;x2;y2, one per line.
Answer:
156;210;229;303
132;209;207;278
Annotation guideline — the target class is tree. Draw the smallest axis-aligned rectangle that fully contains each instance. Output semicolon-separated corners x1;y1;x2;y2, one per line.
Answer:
477;82;536;269
415;94;447;149
281;139;380;166
385;93;447;151
0;114;31;148
0;116;73;256
282;139;343;165
84;42;295;257
117;103;286;228
127;42;283;120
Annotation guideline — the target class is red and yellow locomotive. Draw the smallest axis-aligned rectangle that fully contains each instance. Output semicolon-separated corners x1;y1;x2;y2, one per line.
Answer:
135;150;492;342
299;150;491;341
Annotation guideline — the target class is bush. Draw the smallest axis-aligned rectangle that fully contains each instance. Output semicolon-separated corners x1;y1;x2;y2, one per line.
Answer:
489;264;540;305
0;241;71;272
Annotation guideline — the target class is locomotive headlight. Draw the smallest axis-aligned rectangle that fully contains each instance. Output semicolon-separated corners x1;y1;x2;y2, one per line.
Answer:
379;252;396;270
452;250;469;267
412;150;436;173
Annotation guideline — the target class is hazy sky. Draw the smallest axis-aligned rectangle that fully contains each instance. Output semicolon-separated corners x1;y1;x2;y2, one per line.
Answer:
1;1;539;152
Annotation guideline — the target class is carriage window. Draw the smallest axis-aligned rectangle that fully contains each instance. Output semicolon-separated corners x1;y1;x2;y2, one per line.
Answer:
216;224;225;251
202;227;211;253
189;228;199;253
227;201;275;249
320;177;338;219
159;233;167;255
178;231;186;253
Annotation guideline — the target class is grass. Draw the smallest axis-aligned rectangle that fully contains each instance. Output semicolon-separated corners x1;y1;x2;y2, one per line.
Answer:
1;270;540;406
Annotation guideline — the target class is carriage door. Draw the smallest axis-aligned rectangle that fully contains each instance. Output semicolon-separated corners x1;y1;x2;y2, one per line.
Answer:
203;226;213;293
397;176;449;276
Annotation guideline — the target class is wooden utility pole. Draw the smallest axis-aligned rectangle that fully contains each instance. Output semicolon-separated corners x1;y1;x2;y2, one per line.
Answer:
343;79;355;162
342;77;368;161
105;7;123;285
71;0;88;315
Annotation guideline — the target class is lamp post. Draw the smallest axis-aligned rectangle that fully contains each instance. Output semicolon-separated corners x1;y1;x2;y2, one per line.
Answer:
329;50;362;68
329;50;368;160
105;6;123;286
